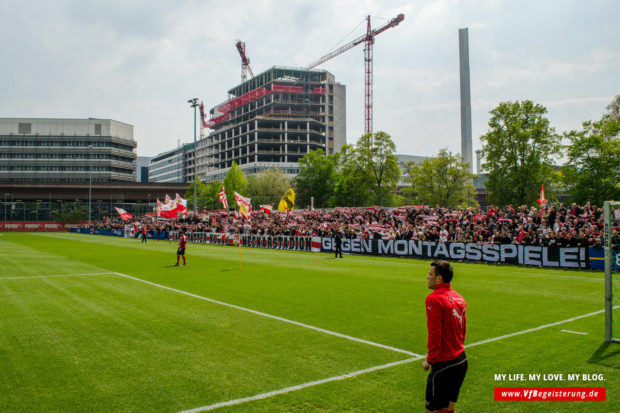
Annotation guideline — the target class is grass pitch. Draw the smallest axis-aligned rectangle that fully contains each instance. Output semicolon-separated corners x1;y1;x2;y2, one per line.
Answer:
0;232;618;412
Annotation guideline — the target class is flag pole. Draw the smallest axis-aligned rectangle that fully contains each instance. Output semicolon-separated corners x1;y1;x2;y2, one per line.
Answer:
238;209;242;270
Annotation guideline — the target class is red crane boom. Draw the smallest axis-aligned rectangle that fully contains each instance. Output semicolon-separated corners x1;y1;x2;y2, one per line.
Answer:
235;40;254;82
305;13;404;136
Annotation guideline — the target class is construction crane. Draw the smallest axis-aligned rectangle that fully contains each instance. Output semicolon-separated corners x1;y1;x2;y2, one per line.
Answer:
235;40;254;83
305;13;404;136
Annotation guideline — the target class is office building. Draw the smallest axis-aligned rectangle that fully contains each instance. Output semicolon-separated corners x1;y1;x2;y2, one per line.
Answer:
149;143;195;183
0;118;136;183
198;66;346;181
136;156;151;182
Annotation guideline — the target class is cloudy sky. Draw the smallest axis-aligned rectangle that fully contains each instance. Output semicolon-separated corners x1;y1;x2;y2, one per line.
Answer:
1;0;618;166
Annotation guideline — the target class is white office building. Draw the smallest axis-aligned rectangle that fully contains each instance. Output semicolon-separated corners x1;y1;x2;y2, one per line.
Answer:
0;118;137;183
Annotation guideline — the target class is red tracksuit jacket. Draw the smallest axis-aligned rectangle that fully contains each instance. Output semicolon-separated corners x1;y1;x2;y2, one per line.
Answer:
425;283;467;364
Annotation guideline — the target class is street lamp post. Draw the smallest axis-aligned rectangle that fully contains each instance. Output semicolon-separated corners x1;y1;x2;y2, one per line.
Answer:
88;145;93;227
188;98;199;214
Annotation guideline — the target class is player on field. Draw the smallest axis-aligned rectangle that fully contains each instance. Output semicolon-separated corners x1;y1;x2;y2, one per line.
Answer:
174;230;188;266
423;260;467;413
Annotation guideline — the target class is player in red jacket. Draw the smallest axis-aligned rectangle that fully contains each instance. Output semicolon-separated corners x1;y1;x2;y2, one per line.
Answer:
423;260;467;413
174;230;188;266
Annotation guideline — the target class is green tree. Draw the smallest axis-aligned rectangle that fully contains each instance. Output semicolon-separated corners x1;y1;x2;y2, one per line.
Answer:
330;144;373;207
200;180;224;210
184;178;204;211
356;131;401;206
562;95;620;205
245;168;291;207
331;132;400;207
404;149;477;208
294;149;338;209
223;162;247;208
480;100;561;206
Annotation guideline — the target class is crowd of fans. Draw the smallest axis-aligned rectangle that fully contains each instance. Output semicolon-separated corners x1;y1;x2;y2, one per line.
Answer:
93;202;614;248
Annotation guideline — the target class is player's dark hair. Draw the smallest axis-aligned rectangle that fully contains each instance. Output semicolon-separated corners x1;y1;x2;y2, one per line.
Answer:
430;260;453;283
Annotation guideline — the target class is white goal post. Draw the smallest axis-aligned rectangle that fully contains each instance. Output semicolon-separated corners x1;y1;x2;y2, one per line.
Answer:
604;200;620;343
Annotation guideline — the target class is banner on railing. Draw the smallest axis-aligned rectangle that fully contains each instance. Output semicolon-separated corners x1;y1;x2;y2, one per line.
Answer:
0;221;82;231
317;237;589;269
186;233;312;251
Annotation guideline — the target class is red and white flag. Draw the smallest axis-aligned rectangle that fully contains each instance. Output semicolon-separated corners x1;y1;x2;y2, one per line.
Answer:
537;185;546;206
114;207;133;221
218;186;228;209
156;198;163;217
175;193;188;214
260;204;273;215
165;194;173;206
160;199;177;219
234;192;252;219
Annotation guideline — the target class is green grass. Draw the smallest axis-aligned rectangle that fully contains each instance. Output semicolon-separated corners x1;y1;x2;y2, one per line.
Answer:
0;232;618;412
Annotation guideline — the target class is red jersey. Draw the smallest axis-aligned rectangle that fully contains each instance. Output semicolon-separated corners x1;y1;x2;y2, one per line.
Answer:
425;283;466;364
178;234;188;249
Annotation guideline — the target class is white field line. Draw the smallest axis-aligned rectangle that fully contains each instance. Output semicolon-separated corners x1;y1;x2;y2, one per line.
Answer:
180;305;618;412
112;272;421;357
464;306;620;349
560;330;588;335
0;272;113;281
178;356;425;413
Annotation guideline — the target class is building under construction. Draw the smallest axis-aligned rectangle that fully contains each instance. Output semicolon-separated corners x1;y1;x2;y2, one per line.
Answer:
197;66;346;182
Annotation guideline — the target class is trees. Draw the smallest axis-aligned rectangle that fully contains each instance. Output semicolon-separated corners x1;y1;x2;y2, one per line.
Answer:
562;95;620;205
330;144;373;207
245;168;291;207
294;149;338;209
331;131;400;207
480;100;561;206
356;131;401;206
222;162;247;208
184;178;205;211
404;149;477;208
200;180;224;210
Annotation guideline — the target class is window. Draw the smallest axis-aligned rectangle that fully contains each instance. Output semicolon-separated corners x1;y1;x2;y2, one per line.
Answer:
94;124;102;135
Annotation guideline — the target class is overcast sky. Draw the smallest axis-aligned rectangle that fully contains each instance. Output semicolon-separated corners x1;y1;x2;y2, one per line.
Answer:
1;0;618;166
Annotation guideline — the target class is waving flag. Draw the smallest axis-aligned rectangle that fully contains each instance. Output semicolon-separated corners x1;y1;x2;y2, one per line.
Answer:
160;199;177;219
537;185;546;206
165;194;173;206
114;207;133;221
156;198;163;217
278;188;295;212
175;193;188;214
218;186;228;209
234;192;252;219
260;204;273;215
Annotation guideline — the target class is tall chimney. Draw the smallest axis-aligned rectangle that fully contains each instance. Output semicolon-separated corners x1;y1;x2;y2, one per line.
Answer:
459;28;473;172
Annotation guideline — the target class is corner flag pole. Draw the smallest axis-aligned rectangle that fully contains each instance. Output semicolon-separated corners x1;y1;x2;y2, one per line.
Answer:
237;210;242;271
